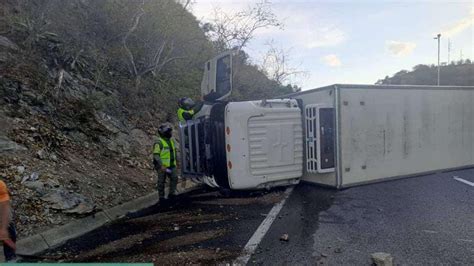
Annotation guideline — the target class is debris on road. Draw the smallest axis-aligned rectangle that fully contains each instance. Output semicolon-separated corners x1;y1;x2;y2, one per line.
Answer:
280;233;289;241
371;252;393;266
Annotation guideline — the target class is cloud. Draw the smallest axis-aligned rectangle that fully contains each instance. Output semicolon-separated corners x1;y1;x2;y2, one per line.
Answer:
386;41;416;57
322;54;342;67
301;26;346;48
273;7;347;48
441;7;474;38
255;23;346;49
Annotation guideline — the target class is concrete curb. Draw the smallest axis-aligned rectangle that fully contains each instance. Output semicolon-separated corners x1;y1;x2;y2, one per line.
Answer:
17;182;201;256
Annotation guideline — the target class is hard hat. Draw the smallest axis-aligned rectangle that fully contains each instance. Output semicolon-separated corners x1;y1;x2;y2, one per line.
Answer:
178;97;195;110
158;123;172;136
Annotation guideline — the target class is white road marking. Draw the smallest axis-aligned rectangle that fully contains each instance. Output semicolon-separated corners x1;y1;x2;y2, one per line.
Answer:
233;186;294;265
453;177;474;187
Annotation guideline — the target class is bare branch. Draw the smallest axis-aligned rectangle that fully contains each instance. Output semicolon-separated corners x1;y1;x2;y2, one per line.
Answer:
137;41;184;78
122;3;145;76
261;40;308;85
207;1;282;52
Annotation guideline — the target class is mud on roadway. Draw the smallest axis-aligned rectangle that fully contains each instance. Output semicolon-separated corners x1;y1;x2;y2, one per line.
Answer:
23;187;287;265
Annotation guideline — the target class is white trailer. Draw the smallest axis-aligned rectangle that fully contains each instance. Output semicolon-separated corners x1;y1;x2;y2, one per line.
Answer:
289;84;474;188
179;52;474;189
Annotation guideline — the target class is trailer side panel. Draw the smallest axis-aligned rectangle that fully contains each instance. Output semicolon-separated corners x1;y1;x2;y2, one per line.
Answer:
339;87;474;186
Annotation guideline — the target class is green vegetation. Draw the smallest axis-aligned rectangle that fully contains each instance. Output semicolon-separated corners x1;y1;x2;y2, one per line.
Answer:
376;60;474;86
1;0;293;126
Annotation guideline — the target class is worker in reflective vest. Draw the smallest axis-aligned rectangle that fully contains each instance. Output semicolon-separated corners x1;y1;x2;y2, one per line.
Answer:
177;97;195;122
0;180;16;262
153;124;178;202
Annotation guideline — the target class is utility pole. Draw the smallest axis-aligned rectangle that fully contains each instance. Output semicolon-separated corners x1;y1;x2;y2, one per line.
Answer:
434;33;441;86
448;39;451;64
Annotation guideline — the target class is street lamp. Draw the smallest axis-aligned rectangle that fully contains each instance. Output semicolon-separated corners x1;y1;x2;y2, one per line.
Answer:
434;33;441;86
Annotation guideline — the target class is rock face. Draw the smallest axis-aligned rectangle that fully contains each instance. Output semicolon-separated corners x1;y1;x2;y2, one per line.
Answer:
0;135;27;153
129;129;153;156
41;189;95;214
371;252;393;266
105;132;131;155
94;111;125;134
0;29;155;238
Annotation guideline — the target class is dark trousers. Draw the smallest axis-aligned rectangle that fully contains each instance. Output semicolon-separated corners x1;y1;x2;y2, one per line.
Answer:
157;168;177;199
3;221;16;261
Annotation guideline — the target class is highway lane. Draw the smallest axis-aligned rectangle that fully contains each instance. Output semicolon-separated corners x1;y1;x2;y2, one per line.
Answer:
251;169;474;265
23;168;473;265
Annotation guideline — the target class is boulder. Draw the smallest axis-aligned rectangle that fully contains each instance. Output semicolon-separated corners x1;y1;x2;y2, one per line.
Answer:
41;189;94;214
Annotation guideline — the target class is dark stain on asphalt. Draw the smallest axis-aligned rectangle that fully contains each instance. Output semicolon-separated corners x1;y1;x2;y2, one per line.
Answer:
249;184;337;265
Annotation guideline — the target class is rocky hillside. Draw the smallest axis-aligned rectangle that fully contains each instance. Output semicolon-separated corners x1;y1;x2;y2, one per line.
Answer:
0;0;292;238
0;35;157;236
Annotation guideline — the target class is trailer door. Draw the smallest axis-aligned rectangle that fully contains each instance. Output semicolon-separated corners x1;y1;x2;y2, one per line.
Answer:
305;104;335;173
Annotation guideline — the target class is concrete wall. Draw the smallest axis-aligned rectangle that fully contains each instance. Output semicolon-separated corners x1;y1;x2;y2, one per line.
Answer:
338;86;474;186
292;88;337;186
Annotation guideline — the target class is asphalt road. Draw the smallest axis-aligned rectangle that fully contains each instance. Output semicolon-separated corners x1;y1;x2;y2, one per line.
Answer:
251;169;474;265
25;187;286;264
23;168;473;265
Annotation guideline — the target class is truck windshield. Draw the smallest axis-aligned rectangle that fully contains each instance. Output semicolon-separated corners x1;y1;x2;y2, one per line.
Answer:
215;55;231;95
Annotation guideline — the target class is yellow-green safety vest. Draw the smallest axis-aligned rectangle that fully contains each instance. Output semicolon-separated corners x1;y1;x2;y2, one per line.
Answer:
177;108;194;122
153;138;176;168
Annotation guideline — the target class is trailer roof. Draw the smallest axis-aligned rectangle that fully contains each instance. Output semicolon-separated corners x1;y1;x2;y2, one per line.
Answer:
285;84;474;97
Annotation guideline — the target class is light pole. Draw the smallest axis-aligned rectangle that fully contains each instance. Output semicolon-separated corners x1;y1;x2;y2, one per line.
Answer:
434;33;441;86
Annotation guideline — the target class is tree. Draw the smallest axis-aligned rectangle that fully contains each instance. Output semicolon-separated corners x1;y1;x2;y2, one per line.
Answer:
203;1;282;52
377;61;474;86
176;0;194;11
260;40;307;86
116;0;188;87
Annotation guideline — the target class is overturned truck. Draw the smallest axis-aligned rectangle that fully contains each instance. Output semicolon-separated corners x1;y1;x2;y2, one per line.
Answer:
179;52;474;189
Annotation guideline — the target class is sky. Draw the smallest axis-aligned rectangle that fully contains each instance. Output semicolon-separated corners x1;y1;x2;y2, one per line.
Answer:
191;0;474;90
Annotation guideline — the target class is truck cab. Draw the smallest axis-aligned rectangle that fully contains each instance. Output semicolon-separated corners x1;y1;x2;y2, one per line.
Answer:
179;52;303;190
